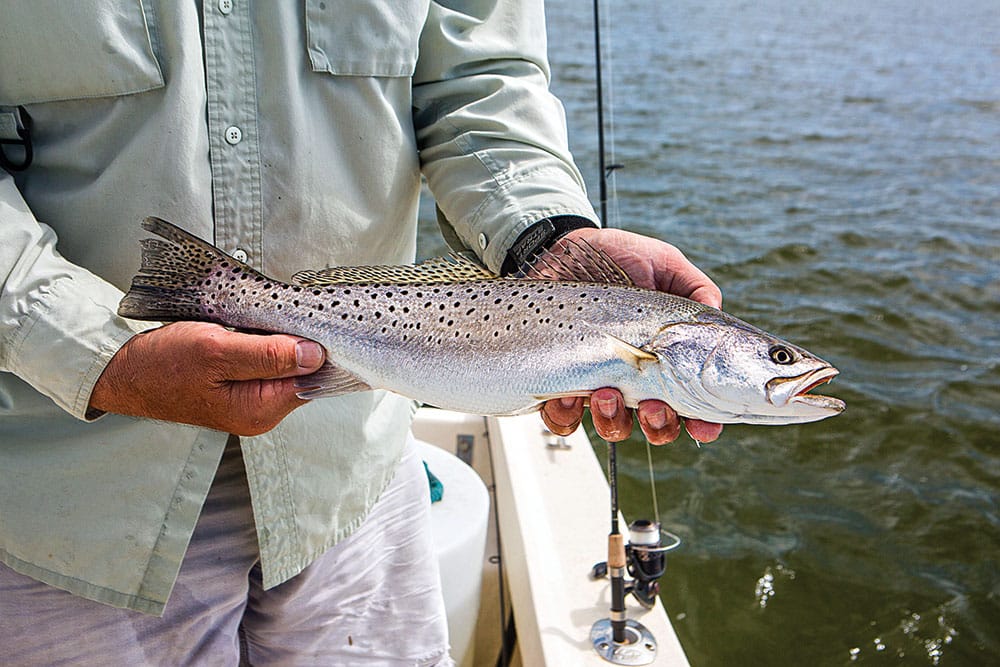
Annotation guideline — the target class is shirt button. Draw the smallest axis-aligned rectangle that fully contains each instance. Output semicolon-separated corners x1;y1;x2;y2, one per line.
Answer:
218;0;234;15
225;126;243;145
232;249;249;262
477;233;488;250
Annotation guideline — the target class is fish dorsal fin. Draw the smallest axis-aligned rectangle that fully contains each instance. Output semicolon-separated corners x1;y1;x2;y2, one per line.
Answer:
515;238;635;287
291;252;496;287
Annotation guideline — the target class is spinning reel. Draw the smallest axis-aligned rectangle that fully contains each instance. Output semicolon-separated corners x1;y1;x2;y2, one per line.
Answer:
590;519;681;608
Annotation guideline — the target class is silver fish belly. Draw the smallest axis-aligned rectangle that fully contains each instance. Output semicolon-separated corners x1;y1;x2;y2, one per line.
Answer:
119;217;845;425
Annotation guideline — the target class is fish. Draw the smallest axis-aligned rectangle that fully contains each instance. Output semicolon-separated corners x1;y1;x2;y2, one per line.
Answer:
118;217;845;425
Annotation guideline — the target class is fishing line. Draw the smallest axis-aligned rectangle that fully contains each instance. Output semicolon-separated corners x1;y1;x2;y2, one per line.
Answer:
644;440;661;525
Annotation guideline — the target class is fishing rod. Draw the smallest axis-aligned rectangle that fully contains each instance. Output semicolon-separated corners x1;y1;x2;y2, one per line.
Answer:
588;2;680;664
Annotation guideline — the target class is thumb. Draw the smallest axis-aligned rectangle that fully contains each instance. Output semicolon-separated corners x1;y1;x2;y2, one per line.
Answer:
216;332;326;381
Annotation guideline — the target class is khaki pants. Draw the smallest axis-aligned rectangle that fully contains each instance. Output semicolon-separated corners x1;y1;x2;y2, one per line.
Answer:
0;435;452;666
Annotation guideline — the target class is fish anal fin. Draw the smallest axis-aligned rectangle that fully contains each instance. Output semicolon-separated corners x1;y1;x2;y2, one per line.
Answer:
294;361;373;399
532;390;593;403
604;333;659;370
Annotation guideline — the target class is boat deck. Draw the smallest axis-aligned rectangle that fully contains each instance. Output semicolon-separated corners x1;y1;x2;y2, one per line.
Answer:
413;408;689;666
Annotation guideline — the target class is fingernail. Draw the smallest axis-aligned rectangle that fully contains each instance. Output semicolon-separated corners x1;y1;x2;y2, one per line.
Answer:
646;409;668;430
596;397;618;419
560;397;578;409
296;341;324;369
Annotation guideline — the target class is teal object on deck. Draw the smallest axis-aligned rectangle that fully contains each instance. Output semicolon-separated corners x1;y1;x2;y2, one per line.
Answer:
424;461;443;503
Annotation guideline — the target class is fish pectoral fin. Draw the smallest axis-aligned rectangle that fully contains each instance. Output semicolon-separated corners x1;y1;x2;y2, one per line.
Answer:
604;333;659;370
294;362;373;399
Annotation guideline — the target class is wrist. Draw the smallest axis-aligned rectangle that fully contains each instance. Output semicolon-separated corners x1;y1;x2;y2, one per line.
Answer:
500;215;597;276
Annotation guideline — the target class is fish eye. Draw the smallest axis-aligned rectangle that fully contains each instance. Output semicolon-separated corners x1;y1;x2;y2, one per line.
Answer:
769;345;796;365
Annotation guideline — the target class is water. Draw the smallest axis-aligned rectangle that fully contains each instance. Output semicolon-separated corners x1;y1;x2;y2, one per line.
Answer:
419;0;999;663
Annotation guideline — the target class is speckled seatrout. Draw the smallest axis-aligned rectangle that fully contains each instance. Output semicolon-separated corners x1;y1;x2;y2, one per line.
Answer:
118;217;844;424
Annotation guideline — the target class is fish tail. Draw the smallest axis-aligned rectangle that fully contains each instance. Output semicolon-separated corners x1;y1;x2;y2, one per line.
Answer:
118;216;256;323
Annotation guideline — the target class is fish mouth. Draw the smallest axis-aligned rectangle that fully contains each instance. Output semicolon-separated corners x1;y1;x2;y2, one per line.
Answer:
766;367;845;414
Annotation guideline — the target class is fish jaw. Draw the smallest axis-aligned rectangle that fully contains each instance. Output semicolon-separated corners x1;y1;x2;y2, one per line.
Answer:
765;367;845;421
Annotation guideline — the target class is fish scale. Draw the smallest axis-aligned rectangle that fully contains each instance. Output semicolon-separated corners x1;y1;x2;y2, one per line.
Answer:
119;217;845;424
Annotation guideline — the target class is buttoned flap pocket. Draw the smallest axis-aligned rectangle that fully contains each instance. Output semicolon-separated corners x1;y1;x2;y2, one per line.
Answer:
0;0;163;106
305;0;429;77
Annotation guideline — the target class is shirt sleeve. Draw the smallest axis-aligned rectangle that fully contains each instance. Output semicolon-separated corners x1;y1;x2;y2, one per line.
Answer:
412;0;600;273
0;173;147;420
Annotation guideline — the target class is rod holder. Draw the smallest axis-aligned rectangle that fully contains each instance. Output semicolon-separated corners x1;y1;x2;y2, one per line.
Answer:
590;618;658;665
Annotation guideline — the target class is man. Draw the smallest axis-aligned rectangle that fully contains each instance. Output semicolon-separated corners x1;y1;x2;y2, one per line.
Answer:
0;2;720;664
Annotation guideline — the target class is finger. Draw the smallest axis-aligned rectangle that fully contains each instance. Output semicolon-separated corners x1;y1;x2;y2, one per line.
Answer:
541;396;584;436
684;418;723;443
208;331;325;381
590;388;632;442
657;251;723;308
636;400;682;445
225;376;310;436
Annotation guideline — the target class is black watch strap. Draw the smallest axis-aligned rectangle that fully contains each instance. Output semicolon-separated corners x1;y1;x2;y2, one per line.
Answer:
500;215;597;276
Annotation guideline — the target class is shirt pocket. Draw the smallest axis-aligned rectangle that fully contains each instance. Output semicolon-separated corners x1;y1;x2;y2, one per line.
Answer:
304;0;429;77
0;0;164;105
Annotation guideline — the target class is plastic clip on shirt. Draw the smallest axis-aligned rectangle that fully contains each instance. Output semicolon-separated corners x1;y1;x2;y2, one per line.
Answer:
0;106;33;171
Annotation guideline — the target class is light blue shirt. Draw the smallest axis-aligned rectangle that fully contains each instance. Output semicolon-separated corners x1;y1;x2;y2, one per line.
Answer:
0;1;596;614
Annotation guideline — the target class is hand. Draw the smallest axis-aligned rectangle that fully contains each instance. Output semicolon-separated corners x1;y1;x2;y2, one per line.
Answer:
89;322;326;436
539;227;724;445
